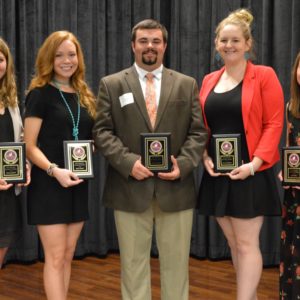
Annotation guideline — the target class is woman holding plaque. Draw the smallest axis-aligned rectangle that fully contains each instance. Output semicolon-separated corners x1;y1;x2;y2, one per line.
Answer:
24;31;95;300
279;52;300;299
0;38;30;268
197;9;284;299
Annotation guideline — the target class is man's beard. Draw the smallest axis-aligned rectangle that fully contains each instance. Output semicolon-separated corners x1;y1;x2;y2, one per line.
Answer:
142;50;157;65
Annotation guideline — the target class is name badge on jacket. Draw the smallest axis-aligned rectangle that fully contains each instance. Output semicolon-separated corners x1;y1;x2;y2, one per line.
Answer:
119;93;134;108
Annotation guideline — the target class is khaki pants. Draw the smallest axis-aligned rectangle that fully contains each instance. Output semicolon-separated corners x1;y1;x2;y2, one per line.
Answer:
114;201;193;300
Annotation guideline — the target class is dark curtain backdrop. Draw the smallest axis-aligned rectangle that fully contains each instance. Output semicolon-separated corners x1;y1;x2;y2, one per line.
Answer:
1;0;300;266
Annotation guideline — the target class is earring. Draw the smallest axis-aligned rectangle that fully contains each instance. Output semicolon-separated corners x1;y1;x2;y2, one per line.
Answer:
244;52;250;60
215;52;222;62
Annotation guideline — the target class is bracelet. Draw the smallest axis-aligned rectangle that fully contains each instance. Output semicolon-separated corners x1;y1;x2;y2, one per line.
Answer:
46;163;58;177
248;162;255;176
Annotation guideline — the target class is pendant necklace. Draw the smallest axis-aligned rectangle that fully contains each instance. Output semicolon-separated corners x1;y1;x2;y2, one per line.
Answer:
53;80;81;140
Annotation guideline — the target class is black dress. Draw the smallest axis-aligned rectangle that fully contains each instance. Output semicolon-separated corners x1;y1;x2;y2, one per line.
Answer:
280;108;300;299
25;84;94;225
198;82;281;218
0;108;22;247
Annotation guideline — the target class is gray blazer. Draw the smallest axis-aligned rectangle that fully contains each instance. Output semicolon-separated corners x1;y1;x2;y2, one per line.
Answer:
93;66;207;212
8;105;23;195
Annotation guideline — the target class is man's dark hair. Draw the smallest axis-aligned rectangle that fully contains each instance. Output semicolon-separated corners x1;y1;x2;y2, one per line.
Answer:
131;19;168;43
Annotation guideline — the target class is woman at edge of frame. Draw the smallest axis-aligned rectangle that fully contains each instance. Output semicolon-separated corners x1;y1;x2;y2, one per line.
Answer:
279;51;300;299
0;37;30;269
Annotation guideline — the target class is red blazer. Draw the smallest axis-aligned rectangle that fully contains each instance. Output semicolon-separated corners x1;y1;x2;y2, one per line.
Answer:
199;61;284;171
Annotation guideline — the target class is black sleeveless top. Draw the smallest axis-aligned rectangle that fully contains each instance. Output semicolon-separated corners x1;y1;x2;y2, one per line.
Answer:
204;81;249;162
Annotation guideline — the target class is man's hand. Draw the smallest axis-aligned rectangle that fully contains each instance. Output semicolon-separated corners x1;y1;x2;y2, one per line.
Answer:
131;158;154;180
157;156;180;180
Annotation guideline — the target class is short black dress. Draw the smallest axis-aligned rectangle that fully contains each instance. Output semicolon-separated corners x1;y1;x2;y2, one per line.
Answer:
198;82;281;218
25;84;94;225
0;108;22;246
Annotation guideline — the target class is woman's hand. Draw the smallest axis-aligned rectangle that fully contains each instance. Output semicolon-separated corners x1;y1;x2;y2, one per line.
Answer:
52;167;83;188
18;161;31;187
278;170;294;189
0;179;13;190
229;157;263;180
228;163;253;180
203;153;222;177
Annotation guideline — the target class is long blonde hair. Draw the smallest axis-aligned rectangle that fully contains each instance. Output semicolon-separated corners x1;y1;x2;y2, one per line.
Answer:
28;31;96;118
289;52;300;118
0;37;18;108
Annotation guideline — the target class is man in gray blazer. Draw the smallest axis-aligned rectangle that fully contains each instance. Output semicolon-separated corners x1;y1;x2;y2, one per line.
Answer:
93;19;207;300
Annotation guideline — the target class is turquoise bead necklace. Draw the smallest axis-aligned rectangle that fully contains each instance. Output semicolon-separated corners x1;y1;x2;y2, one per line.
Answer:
53;79;81;140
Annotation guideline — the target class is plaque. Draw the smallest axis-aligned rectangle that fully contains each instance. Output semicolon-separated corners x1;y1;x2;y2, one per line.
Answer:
141;133;172;173
212;134;242;173
0;142;26;183
63;140;94;179
282;147;300;185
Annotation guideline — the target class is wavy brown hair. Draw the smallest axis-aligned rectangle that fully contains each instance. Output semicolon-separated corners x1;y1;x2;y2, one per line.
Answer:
0;37;18;108
289;52;300;118
28;31;96;118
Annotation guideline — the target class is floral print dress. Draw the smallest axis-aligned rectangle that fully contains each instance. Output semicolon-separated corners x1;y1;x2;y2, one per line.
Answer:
280;108;300;299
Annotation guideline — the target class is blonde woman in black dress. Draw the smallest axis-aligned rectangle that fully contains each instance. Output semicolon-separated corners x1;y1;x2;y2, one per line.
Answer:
24;31;95;300
198;9;284;300
0;37;30;268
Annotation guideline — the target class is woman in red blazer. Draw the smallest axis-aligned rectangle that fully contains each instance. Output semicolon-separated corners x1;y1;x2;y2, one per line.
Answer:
198;8;284;300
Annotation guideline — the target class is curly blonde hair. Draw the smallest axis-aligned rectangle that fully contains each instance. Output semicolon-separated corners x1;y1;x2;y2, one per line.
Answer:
28;31;96;118
0;37;18;108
